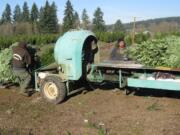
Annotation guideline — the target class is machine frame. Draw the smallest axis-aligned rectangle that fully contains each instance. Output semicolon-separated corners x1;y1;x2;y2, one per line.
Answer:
34;30;180;104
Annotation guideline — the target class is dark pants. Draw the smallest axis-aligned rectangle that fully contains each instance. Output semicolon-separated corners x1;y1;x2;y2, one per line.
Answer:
13;69;31;93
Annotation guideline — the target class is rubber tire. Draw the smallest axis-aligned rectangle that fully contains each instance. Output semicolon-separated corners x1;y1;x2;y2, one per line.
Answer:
40;76;66;104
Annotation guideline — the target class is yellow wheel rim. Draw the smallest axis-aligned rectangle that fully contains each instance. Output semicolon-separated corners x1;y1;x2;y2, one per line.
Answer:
44;82;58;100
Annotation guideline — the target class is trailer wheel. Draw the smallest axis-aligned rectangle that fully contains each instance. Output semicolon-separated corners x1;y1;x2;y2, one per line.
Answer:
41;76;66;104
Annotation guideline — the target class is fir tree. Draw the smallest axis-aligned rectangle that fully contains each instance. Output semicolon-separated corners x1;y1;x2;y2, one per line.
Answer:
1;4;12;23
38;7;44;33
38;1;59;33
48;2;59;33
81;9;90;29
13;5;22;22
62;0;74;32
92;7;106;32
31;3;39;22
39;1;50;33
22;2;30;22
113;19;125;32
74;11;80;28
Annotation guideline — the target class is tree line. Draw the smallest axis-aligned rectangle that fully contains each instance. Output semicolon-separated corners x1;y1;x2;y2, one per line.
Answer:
0;0;125;35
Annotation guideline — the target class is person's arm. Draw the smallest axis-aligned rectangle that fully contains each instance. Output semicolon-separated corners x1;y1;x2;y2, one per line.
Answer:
110;47;117;60
123;49;130;61
24;50;32;66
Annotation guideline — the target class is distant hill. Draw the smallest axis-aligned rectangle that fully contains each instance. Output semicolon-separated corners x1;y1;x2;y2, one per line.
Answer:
107;17;180;33
125;17;180;30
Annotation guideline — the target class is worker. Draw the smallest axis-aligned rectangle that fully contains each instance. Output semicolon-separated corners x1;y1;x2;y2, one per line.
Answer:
110;38;128;61
12;41;32;96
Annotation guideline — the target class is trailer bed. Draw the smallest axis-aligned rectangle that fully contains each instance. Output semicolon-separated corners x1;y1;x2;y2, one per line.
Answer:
92;60;180;91
96;60;144;69
95;60;180;72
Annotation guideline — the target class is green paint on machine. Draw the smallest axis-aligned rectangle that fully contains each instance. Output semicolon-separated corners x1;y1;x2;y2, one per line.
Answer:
54;30;96;81
127;78;180;91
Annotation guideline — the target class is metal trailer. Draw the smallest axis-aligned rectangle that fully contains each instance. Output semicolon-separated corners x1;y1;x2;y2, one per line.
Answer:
35;30;180;104
88;61;180;91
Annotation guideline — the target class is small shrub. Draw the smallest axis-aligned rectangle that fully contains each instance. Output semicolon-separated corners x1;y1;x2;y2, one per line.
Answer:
0;34;60;50
147;103;162;111
40;46;55;66
131;36;180;68
96;32;125;43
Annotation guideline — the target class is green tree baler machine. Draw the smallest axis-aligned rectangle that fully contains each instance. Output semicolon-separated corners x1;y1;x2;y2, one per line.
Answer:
35;30;180;104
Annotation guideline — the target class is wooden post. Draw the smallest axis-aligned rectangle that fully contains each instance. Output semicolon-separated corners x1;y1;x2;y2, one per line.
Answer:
132;17;136;45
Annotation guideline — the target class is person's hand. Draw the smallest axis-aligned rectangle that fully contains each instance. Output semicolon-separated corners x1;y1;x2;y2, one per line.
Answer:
123;57;129;61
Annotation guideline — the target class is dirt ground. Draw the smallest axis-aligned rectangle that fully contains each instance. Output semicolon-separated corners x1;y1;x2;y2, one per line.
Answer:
0;43;180;135
0;86;180;135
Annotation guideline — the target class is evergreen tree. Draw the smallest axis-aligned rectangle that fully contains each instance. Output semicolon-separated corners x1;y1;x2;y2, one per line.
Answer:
93;7;106;32
31;3;39;22
39;1;50;33
1;4;12;23
49;2;59;33
13;4;22;22
38;1;59;33
22;2;30;22
81;9;90;29
38;7;44;32
62;0;74;32
113;19;125;32
74;11;80;28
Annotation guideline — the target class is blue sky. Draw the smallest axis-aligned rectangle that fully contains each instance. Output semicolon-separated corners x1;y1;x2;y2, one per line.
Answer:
0;0;179;24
